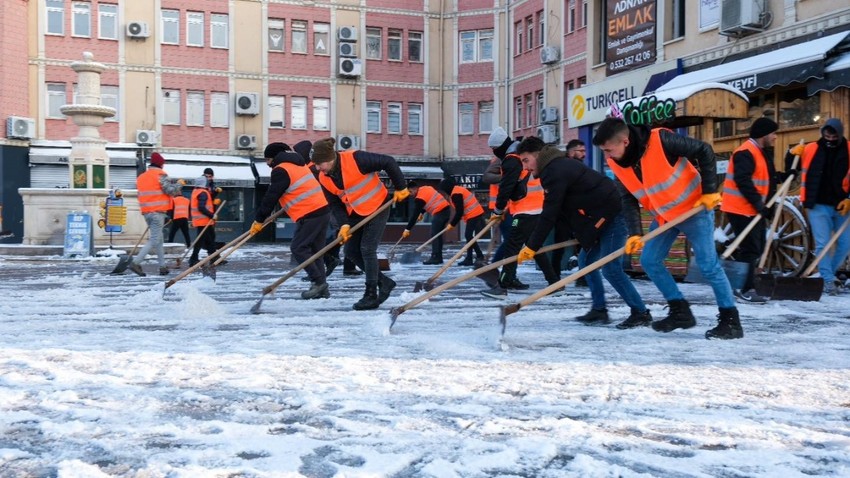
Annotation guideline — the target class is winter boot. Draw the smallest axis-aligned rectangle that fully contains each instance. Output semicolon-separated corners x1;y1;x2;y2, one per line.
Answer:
651;299;696;332
705;307;744;340
188;257;199;267
353;281;380;310
616;309;652;329
301;281;330;300
502;277;530;290
458;253;476;267
324;255;341;277
423;256;443;265
575;308;610;325
377;274;397;304
128;262;146;277
480;283;508;299
159;266;170;276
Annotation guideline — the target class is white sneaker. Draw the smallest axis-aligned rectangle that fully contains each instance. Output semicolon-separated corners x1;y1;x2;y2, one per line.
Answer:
734;289;769;303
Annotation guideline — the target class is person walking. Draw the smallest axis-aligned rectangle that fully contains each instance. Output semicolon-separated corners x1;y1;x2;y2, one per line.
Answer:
720;117;779;303
482;128;514;262
168;193;191;247
515;136;652;328
188;177;218;267
402;181;453;265
311;137;409;310
129;152;182;276
592;116;743;340
442;177;486;266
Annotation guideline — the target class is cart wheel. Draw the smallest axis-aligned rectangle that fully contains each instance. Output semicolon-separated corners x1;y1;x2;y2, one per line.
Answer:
763;199;810;277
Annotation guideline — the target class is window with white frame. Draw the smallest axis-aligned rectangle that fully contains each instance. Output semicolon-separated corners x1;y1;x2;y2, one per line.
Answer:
211;14;228;49
98;4;117;40
187;91;205;126
537;11;545;46
387;102;402;134
366;101;381;133
568;0;576;33
46;0;64;35
366;27;382;60
515;22;523;55
388;29;402;61
187;12;204;47
461;30;493;63
162;10;179;45
479;29;493;61
211;92;229;128
409;31;423;62
526;17;534;51
268;19;284;52
46;83;66;118
525;94;533;127
408;103;423;135
291;21;307;53
514;97;522;131
537;92;545;124
162;90;181;125
313;23;329;55
479;101;493;133
460;31;476;63
313;98;330;130
101;86;119;122
582;0;588;28
458;103;474;135
268;96;285;128
72;2;90;37
291;97;307;129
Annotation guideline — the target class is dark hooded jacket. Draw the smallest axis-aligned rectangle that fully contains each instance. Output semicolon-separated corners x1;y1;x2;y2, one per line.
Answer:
786;118;850;208
321;150;406;227
255;151;328;222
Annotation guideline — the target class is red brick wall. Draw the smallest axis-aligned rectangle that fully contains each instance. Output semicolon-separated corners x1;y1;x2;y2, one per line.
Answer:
363;13;425;83
457;87;494;156
267;4;332;77
160;73;230;149
457;14;495;85
457;0;493;12
267;81;332;147
1;0;30;135
364;85;424;157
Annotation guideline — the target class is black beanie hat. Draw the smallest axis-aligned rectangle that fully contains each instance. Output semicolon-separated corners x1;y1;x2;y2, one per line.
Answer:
438;177;456;194
263;142;291;159
294;140;313;162
749;117;778;139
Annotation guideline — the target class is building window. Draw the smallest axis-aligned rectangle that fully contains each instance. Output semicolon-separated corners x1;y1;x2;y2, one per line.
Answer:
314;23;329;55
479;101;493;134
268;96;285;128
211;14;228;49
409;31;423;62
162;10;179;45
366;27;382;60
459;103;474;135
291;97;307;129
46;0;64;35
514;97;523;131
210;92;229;128
460;32;476;63
72;2;90;38
268;19;284;52
186;91;204;126
187;12;204;47
461;30;493;63
46;83;66;118
367;101;381;133
162;90;180;125
515;22;523;55
291;21;307;54
665;0;686;41
98;4;118;40
408;103;423;135
387;102;402;134
578;76;586;87
101;86;119;122
537;92;545;124
526;17;534;51
568;0;576;33
537;11;545;46
388;29;403;61
582;0;588;28
479;30;493;61
525;94;533;128
313;98;330;130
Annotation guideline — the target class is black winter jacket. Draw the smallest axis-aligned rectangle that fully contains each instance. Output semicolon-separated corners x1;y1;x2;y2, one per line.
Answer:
256;152;329;223
321;150;407;227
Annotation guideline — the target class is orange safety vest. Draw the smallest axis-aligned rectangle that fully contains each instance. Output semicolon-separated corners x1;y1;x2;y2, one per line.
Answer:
508;170;544;215
275;162;329;222
416;185;450;215
191;188;213;227
800;141;850;203
721;140;770;216
488;184;498;210
172;195;190;220
452;185;484;221
318;150;387;216
607;128;702;224
136;168;172;214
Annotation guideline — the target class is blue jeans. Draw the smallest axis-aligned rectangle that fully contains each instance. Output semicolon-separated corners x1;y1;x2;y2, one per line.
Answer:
806;204;850;283
640;208;735;309
579;214;647;312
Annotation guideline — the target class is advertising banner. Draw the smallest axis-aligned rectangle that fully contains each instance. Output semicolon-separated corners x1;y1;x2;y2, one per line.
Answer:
605;0;657;76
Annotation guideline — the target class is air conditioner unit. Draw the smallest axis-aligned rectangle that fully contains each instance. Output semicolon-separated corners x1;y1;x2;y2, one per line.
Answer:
540;46;560;65
536;125;559;145
339;42;357;57
126;21;150;39
337;134;360;151
719;0;764;37
235;92;260;116
7;116;35;140
338;58;362;77
236;134;257;150
539;107;559;124
338;26;358;42
135;129;158;146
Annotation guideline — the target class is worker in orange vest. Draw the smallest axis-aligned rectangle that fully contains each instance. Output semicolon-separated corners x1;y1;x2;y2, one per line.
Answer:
442;177;486;266
402;181;453;264
129;152;182;277
188;176;218;266
168;194;191;247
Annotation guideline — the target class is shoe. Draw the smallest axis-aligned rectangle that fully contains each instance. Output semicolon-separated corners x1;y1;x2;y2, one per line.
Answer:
705;307;744;340
301;281;330;300
422;257;443;265
502;278;529;290
353;282;380;310
575;308;610;325
651;299;696;332
128;262;146;277
377;274;396;304
159;266;169;276
188;258;199;267
343;269;364;277
458;258;476;267
828;280;845;296
546;285;566;297
480;285;508;299
734;289;768;303
324;255;341;277
616;309;652;329
567;256;579;270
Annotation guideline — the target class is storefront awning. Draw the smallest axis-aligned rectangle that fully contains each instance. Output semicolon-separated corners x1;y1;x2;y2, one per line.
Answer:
808;50;850;94
658;31;850;93
616;82;749;125
161;154;256;187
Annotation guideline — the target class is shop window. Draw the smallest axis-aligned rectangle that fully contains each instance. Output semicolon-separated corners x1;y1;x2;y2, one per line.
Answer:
214;190;244;222
779;89;821;129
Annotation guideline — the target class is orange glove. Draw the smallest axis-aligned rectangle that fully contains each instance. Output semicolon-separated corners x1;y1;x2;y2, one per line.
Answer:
393;188;410;203
694;193;722;210
789;143;806;156
249;221;264;236
517;246;536;264
213;198;222;206
338;224;352;243
402;229;411;239
177;179;187;186
625;235;644;255
418;214;424;222
489;209;505;223
838;199;850;216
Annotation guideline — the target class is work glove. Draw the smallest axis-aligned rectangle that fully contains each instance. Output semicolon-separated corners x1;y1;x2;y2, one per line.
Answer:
625;235;644;255
402;229;411;239
446;224;455;231
789;143;806;157
249;221;264;236
215;187;223;194
489;209;505;223
838;199;850;216
213;198;222;206
693;193;722;210
393;188;410;203
418;214;424;222
177;179;187;186
517;246;536;264
338;224;352;243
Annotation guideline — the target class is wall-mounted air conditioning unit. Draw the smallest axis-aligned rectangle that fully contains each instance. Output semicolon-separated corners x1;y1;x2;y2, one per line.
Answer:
337;134;360;151
539;107;559;124
719;0;765;37
339;42;357;57
338;58;362;77
235;92;260;116
135;129;158;146
540;46;560;65
338;26;358;42
126;21;150;39
7;116;35;140
536;125;559;145
236;134;257;150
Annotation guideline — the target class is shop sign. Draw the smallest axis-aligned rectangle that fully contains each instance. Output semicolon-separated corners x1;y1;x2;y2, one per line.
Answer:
605;0;657;76
621;95;676;125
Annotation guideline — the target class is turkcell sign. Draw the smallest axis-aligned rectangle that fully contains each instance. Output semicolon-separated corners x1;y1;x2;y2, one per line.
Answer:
567;60;678;127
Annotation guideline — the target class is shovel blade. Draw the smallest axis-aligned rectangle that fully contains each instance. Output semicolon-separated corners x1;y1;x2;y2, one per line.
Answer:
389;307;404;329
111;254;132;275
399;251;422;264
413;280;436;293
378;258;391;271
413;281;424;292
499;304;520;336
754;273;824;301
753;273;775;298
201;264;217;281
250;294;267;314
475;268;500;288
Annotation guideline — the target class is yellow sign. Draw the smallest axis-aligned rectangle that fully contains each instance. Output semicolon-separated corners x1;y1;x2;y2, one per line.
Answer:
571;94;586;121
107;206;127;226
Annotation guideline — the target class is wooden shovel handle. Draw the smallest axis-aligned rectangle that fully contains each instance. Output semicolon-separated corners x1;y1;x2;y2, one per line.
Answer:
802;212;850;277
178;200;227;264
415;225;452;252
425;219;496;284
128;224;150;257
721;177;794;259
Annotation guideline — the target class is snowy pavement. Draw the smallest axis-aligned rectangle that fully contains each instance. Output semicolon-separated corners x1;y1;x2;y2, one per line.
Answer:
1;243;849;477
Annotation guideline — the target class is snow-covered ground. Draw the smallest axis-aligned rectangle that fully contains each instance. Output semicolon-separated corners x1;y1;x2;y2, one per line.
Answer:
1;243;849;477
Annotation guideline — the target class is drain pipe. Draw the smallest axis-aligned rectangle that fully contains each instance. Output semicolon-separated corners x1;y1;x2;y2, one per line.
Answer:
438;0;445;161
503;0;511;136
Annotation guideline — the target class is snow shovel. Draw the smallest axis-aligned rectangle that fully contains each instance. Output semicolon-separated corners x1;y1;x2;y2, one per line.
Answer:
175;200;226;267
389;239;577;330
473;217;501;268
500;205;704;336
400;225;452;263
386;235;405;263
250;200;394;314
413;220;496;292
111;224;149;274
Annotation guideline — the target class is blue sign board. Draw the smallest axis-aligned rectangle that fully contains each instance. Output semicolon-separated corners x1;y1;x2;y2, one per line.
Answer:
64;212;94;257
